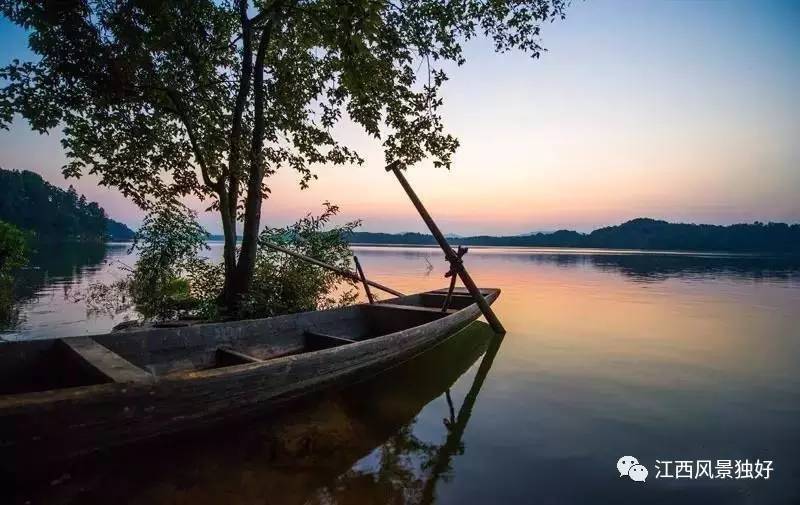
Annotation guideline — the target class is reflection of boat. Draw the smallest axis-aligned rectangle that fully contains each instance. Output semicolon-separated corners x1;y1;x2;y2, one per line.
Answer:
308;323;505;505
0;288;499;463
420;330;505;504
10;322;498;505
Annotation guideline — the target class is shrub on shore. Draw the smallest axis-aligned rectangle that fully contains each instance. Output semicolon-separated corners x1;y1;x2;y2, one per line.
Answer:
0;220;28;329
88;203;359;323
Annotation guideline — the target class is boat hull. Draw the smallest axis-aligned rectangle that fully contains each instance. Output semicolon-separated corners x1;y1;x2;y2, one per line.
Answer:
0;288;499;463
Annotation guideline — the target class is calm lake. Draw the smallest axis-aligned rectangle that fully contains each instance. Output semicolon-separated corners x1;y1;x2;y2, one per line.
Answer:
5;243;800;504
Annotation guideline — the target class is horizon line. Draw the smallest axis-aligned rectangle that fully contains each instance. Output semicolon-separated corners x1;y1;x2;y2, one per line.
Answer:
196;217;799;238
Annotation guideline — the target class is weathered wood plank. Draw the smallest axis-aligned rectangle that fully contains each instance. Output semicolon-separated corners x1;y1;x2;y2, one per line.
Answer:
430;288;489;296
353;256;375;304
304;331;357;352
59;337;153;384
304;331;356;344
371;303;458;315
217;348;263;364
90;304;370;377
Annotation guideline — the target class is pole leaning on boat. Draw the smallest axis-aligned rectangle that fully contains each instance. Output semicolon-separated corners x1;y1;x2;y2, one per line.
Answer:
259;240;405;298
386;161;506;335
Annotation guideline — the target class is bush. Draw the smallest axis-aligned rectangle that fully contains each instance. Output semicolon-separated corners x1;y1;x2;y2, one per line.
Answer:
0;220;27;272
0;220;28;329
89;203;360;323
127;204;209;320
239;202;360;318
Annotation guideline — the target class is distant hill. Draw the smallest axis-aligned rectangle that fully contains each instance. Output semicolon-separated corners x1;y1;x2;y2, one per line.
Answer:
105;218;136;241
348;218;799;253
0;168;135;241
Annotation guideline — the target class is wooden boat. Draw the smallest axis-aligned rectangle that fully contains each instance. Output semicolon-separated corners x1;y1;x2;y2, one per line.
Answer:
0;287;499;463
13;322;497;504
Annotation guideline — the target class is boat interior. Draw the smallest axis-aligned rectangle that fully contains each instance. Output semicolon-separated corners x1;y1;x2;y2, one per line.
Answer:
0;289;496;396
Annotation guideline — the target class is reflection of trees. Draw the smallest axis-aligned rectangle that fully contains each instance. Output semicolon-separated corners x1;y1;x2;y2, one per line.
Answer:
355;246;800;282
588;253;800;282
2;241;114;332
495;252;800;282
314;425;438;504
13;241;110;301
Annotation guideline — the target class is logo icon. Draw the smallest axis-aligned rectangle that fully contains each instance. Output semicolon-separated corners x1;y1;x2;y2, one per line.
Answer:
618;456;648;482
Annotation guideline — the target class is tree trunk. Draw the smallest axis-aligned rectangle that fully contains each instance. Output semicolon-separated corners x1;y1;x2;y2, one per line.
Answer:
219;189;240;310
219;0;254;313
219;2;282;313
233;168;263;298
229;12;276;307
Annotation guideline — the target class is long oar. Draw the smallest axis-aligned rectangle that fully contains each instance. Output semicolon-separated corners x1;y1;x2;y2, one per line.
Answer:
260;241;405;298
386;162;506;334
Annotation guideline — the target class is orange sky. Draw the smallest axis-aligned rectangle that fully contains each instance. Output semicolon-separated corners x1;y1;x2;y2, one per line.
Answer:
1;0;798;234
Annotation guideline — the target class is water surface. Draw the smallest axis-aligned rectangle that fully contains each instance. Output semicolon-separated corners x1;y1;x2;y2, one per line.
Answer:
6;244;800;504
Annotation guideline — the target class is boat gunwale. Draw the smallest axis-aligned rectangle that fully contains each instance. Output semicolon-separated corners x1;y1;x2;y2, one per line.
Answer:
0;288;499;408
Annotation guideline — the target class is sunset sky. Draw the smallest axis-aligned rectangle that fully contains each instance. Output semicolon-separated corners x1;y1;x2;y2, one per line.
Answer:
1;0;798;235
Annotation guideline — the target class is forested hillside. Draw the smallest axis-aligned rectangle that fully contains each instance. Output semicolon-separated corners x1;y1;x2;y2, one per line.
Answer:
348;218;800;253
0;169;134;241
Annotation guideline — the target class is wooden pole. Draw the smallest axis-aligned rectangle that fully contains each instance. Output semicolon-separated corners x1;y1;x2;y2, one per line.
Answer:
386;162;506;334
260;241;405;298
353;256;375;304
441;272;457;313
441;245;467;313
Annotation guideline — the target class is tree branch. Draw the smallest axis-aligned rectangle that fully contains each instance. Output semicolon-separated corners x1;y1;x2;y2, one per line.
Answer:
211;0;283;55
250;17;275;166
165;89;217;189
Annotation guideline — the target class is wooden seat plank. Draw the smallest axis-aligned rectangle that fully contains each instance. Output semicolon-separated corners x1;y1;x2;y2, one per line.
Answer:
371;303;458;314
217;348;263;364
430;288;489;296
60;337;153;384
304;331;357;345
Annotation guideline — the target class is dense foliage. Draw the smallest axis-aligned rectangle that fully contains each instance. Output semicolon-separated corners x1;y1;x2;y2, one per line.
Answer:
347;218;800;253
126;205;210;319
0;220;28;329
0;220;27;272
0;0;567;310
0;168;134;241
584;219;799;252
241;202;359;318
93;203;358;322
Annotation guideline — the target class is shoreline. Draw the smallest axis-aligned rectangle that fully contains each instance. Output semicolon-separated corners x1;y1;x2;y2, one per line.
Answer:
195;240;799;258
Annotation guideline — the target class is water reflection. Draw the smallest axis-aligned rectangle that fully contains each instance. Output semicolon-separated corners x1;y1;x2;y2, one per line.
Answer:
8;244;800;340
5;242;135;339
13;241;108;301
6;245;800;504
527;252;800;282
353;246;800;283
11;322;501;505
420;332;505;505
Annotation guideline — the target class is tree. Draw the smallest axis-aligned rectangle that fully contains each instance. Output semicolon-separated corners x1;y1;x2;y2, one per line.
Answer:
0;0;567;311
0;168;134;240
